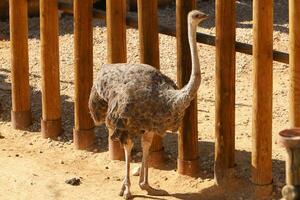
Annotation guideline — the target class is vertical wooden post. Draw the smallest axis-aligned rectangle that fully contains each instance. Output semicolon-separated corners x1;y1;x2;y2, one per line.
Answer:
137;0;164;168
176;0;199;176
137;0;160;68
73;0;95;150
214;0;236;185
289;0;300;127
9;0;32;129
106;0;127;160
252;0;273;186
40;0;62;139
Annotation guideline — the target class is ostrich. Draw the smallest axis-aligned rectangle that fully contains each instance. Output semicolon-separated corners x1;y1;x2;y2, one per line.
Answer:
89;10;207;199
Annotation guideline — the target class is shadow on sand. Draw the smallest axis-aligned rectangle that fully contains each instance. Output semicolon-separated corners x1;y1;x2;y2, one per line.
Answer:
0;69;11;121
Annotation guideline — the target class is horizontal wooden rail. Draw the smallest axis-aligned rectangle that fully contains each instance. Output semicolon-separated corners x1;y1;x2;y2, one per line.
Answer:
58;2;289;64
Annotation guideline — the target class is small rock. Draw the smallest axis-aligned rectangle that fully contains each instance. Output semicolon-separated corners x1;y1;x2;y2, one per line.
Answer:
105;166;109;170
39;150;43;153
21;131;28;136
60;160;65;164
115;177;121;181
29;142;33;145
66;140;73;145
198;178;204;183
93;148;99;153
132;166;140;176
15;154;19;157
0;134;5;139
65;178;81;186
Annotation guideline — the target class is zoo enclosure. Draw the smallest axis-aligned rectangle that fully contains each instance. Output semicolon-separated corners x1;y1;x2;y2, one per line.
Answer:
6;0;300;192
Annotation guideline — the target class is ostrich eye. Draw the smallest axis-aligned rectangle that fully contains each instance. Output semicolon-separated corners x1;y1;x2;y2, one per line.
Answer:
194;14;200;18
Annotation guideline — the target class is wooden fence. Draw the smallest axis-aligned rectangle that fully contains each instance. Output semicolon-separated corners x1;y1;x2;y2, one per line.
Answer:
6;0;300;195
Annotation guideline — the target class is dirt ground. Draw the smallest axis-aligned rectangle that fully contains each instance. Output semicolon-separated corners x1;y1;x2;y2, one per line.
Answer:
0;0;290;199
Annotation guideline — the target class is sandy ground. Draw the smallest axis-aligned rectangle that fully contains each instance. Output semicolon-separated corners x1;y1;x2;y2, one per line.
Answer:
0;0;291;199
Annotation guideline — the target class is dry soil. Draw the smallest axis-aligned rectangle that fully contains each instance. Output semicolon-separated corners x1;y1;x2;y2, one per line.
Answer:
0;0;290;199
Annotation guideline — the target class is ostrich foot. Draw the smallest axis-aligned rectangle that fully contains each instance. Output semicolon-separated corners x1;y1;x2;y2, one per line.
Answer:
123;191;132;200
119;178;132;199
139;182;168;196
119;186;132;200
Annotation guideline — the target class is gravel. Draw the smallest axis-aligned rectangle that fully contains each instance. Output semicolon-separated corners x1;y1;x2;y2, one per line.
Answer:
0;1;290;199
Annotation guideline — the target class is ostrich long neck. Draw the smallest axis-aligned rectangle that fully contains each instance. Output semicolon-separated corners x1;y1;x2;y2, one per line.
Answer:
175;20;201;109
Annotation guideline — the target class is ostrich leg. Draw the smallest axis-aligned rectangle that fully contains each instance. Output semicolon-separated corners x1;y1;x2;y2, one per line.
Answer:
139;132;154;191
119;139;133;200
139;132;169;196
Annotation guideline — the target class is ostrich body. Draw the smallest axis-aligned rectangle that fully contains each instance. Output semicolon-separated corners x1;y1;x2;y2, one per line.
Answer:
89;10;207;199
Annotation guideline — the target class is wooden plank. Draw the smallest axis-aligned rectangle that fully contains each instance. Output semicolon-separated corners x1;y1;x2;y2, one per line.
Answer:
214;0;236;185
176;0;199;176
106;0;127;160
57;2;289;64
137;0;164;168
40;0;62;139
289;0;300;127
9;0;32;129
73;0;95;150
252;0;273;185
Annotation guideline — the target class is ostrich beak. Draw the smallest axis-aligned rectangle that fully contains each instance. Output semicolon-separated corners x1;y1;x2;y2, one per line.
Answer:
202;14;209;20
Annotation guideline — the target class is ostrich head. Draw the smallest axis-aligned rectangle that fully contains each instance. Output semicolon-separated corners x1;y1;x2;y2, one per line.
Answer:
188;10;208;25
173;10;208;111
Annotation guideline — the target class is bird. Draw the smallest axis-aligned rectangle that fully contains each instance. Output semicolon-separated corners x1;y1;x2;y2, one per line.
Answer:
89;10;207;200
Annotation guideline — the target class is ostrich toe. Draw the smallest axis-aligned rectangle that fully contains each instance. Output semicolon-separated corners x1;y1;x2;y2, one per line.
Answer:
123;191;132;200
139;183;168;196
119;183;126;196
